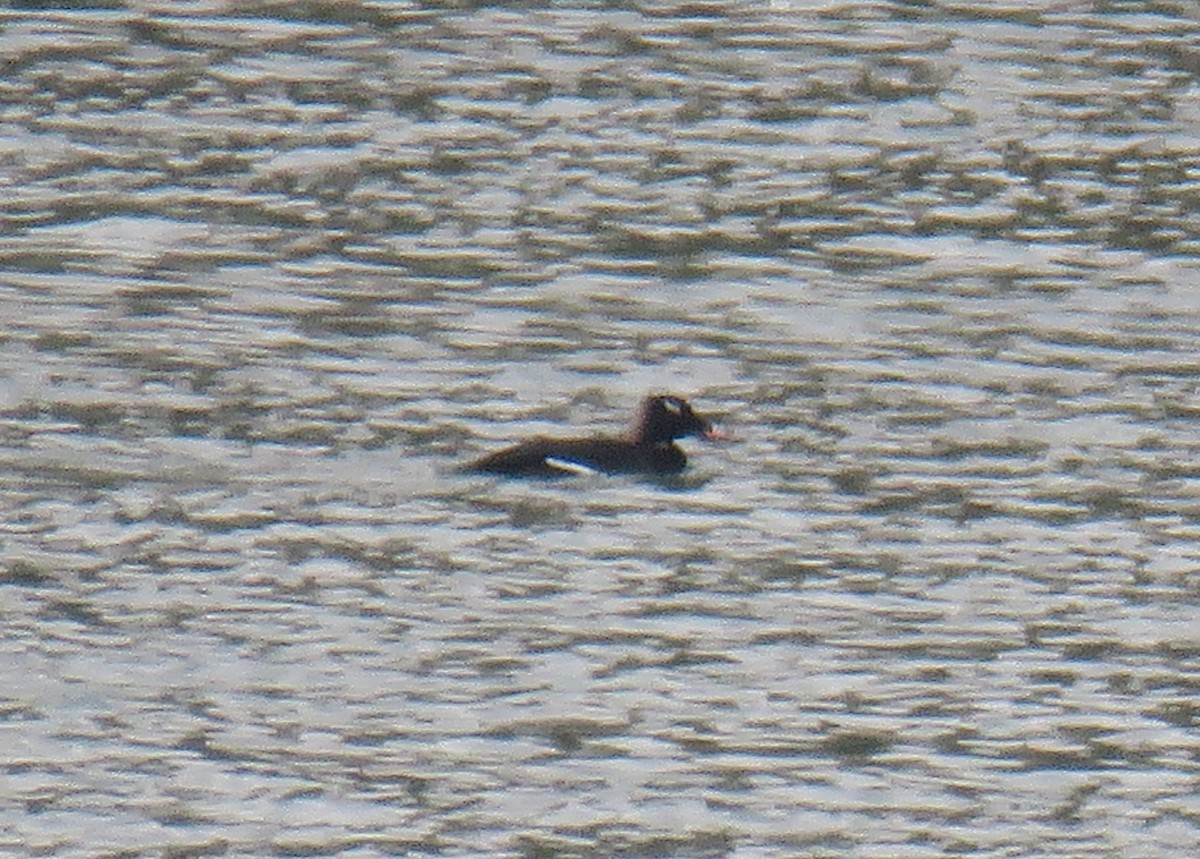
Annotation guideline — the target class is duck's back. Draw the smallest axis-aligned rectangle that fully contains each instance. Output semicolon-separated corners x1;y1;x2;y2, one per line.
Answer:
466;437;687;477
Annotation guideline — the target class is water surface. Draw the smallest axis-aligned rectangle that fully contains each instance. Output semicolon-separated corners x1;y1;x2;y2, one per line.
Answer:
3;2;1200;857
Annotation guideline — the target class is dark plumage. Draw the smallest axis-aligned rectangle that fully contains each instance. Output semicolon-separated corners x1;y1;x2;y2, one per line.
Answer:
464;395;724;477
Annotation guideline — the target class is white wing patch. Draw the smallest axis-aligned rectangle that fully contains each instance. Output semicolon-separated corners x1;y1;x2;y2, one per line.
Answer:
544;457;601;476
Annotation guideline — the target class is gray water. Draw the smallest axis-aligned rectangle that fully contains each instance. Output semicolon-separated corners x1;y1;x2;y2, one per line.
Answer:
3;1;1200;857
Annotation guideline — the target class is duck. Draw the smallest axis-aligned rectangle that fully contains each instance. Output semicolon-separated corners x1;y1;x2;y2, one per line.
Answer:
464;395;725;477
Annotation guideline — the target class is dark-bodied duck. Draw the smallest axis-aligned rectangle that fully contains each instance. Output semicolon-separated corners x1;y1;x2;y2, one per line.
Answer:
465;395;724;477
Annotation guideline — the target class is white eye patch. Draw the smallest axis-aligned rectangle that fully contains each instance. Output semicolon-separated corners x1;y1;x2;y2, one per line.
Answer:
662;398;684;416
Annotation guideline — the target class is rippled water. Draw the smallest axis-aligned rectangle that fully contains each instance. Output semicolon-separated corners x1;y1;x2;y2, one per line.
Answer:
3;1;1200;857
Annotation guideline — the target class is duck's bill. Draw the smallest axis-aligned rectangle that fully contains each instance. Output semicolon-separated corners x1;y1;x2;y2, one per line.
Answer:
702;426;729;441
